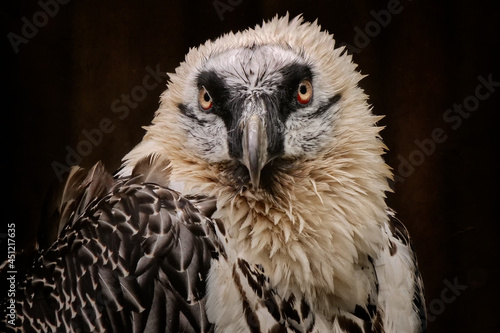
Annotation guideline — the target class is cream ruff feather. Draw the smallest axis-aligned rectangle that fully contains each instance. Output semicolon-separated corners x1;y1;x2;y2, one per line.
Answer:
119;14;426;333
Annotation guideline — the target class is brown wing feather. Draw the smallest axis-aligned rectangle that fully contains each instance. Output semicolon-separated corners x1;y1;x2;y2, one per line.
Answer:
3;158;220;332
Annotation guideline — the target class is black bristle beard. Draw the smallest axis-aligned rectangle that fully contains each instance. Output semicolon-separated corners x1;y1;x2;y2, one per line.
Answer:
219;157;300;201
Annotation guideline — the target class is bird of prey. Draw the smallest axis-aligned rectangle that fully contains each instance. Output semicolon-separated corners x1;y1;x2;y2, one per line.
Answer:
2;15;426;332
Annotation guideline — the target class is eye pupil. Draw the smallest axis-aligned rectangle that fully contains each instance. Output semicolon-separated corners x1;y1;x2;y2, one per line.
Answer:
204;92;210;102
299;84;307;95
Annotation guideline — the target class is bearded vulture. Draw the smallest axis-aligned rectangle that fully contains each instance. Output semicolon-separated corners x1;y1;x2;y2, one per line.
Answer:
2;15;426;332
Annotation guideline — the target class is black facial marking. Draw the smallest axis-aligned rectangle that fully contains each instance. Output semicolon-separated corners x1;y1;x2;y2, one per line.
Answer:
194;64;317;165
277;63;314;121
308;93;341;119
243;62;314;162
260;93;285;159
196;70;231;120
280;63;313;91
178;103;207;125
196;70;247;159
225;98;246;160
190;62;340;192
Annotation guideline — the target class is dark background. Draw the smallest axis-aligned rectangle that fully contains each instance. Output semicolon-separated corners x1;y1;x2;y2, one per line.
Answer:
2;0;499;332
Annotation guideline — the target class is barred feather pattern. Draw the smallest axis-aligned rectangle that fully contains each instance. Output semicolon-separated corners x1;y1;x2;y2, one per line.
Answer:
0;160;425;333
1;156;425;333
116;14;426;331
206;235;387;333
2;13;428;330
2;174;220;332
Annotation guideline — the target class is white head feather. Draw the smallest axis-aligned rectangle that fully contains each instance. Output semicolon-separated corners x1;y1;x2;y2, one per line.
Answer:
119;14;393;313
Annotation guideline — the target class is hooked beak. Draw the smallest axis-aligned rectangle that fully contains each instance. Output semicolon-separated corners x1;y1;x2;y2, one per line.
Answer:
241;114;269;189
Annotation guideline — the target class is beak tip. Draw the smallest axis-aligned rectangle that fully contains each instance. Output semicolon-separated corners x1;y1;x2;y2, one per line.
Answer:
249;170;261;189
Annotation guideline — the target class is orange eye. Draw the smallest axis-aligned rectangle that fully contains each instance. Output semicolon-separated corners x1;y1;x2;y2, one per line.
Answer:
297;79;313;105
198;87;213;110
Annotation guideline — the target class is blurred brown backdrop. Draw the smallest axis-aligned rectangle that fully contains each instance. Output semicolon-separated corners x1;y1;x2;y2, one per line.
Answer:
2;0;499;332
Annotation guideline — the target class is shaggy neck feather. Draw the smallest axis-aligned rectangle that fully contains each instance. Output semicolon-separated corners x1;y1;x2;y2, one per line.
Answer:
165;148;390;312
